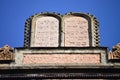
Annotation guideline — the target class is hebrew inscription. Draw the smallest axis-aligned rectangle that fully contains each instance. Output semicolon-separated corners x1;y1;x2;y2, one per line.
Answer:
34;16;59;47
64;16;89;47
23;54;100;64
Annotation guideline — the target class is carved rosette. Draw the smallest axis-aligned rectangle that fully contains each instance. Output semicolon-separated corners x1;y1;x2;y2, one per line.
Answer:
0;45;13;60
110;43;120;59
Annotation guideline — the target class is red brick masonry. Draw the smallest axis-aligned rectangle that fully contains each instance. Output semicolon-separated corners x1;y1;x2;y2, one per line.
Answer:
23;53;100;64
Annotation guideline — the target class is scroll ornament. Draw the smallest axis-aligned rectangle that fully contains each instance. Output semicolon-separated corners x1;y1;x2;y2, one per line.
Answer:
110;43;120;59
0;45;13;60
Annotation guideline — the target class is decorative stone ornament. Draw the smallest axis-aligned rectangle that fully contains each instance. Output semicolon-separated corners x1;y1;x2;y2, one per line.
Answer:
24;12;100;47
0;45;13;61
110;43;120;59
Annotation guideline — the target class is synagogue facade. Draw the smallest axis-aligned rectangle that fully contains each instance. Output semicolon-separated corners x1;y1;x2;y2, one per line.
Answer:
0;12;120;80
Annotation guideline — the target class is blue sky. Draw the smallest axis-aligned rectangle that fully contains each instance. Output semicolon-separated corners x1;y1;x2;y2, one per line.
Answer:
0;0;120;50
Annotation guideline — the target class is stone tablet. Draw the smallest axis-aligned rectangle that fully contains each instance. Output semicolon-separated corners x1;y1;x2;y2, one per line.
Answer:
23;53;100;64
33;16;59;47
63;16;89;47
24;12;100;47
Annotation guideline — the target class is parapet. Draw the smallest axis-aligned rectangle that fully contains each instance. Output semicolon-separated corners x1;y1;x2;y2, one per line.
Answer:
24;12;100;47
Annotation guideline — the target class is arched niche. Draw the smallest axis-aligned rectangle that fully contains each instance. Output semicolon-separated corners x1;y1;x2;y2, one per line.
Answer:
31;14;61;47
62;13;91;47
24;12;100;47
